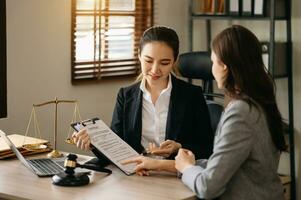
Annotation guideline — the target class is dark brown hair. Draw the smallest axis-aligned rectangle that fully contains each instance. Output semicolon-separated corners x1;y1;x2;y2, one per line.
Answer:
139;26;179;60
212;25;286;151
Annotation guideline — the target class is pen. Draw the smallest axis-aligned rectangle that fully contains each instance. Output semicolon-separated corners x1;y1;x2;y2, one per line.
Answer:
142;149;151;156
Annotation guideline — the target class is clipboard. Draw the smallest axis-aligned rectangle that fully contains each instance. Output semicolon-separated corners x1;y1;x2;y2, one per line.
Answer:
71;117;139;175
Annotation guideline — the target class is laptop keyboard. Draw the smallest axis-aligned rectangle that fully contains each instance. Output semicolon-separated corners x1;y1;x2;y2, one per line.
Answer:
28;158;64;176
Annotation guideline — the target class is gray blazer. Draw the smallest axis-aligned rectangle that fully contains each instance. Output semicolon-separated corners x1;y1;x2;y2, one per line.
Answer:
182;100;284;200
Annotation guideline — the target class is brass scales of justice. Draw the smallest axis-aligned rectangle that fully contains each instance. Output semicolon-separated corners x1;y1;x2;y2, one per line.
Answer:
23;98;82;158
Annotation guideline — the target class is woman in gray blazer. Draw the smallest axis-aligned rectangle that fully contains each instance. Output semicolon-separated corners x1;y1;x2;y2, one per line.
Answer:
123;25;286;199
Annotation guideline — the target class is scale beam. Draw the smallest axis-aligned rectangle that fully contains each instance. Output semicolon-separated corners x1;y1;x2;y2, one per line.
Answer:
26;97;81;158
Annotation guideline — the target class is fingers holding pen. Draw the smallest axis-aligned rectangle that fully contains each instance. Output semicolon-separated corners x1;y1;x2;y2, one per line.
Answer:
148;140;182;157
159;140;173;148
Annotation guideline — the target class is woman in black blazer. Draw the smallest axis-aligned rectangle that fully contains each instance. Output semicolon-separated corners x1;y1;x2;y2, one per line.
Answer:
111;74;213;159
73;26;213;161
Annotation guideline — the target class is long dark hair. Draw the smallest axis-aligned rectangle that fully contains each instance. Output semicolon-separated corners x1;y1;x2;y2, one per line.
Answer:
139;26;179;60
212;25;286;151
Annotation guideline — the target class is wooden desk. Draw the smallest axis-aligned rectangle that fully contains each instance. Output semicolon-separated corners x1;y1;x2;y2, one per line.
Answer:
0;153;196;200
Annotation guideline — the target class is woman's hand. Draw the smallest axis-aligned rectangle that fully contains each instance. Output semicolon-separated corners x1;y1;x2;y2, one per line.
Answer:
148;140;182;157
122;156;161;176
175;148;196;173
72;129;91;151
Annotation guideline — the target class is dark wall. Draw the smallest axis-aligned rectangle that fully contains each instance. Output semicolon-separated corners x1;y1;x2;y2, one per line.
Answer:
0;0;7;118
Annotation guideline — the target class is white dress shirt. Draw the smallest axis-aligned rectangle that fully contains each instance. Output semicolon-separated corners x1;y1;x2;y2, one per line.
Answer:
139;76;172;150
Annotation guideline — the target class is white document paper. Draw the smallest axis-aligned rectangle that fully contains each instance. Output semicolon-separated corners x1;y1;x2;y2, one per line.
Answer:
81;119;139;175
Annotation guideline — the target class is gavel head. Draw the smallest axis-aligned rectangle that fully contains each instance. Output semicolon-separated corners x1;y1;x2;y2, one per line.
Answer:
52;153;90;186
64;154;78;175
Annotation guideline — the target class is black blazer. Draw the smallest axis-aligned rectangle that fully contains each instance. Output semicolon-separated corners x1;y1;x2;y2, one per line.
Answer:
111;75;213;159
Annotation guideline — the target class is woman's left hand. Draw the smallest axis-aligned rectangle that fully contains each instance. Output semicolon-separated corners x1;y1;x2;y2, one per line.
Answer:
175;148;196;173
149;140;182;157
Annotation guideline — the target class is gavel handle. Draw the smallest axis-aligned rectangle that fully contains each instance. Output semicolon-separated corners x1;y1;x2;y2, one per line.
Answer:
77;163;112;174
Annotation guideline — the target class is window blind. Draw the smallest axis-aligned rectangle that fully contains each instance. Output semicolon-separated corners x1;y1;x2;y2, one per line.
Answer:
71;0;153;83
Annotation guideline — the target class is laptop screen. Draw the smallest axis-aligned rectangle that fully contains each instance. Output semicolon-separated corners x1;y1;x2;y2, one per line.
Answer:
0;130;34;172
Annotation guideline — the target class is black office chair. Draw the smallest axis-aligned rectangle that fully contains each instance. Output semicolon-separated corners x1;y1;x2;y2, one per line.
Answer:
178;51;224;133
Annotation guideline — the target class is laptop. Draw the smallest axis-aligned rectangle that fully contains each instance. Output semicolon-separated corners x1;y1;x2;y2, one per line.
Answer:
0;130;64;177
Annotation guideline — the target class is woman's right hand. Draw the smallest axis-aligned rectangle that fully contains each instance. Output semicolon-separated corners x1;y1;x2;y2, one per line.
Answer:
148;140;182;157
175;148;196;173
72;129;91;151
121;156;161;176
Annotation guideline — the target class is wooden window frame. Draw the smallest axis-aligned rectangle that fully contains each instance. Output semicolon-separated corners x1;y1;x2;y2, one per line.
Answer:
0;0;7;118
71;0;153;83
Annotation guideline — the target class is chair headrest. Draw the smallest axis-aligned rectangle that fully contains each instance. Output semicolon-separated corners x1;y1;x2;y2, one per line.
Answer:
178;51;214;81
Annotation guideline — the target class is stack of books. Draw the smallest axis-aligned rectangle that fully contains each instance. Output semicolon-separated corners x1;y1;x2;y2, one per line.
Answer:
0;134;52;159
193;0;226;15
192;0;286;17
